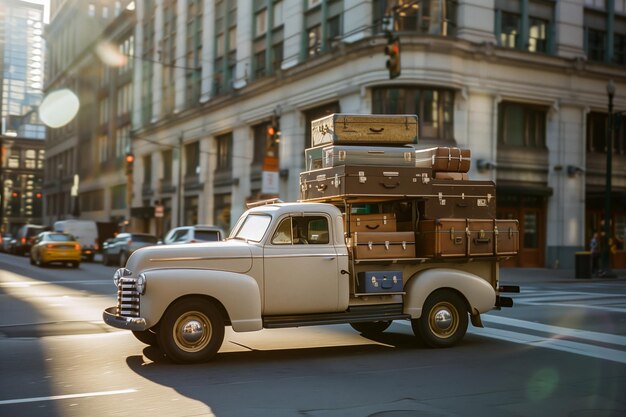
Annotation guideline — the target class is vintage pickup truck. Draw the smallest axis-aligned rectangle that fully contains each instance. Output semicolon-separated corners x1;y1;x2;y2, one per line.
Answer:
103;200;517;363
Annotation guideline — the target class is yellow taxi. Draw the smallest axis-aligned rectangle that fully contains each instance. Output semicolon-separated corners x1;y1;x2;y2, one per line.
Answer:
30;232;81;268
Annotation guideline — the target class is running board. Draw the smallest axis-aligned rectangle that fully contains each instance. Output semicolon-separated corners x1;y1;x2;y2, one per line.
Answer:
263;304;410;329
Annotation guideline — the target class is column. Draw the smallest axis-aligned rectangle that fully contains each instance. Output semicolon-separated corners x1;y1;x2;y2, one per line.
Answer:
200;0;215;103
151;0;164;122
174;0;187;112
456;0;497;44
281;0;304;70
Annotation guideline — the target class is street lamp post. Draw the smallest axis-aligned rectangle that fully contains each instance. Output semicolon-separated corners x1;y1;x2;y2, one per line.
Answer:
603;80;615;277
57;163;63;221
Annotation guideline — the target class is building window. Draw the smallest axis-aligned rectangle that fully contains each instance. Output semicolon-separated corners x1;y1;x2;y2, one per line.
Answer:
143;155;152;188
186;0;203;108
97;134;108;163
141;1;155;125
587;111;626;155
111;184;126;210
161;0;177;115
216;132;233;171
118;35;134;75
214;0;237;94
213;193;231;233
498;102;547;148
305;0;343;58
184;141;200;177
252;0;284;79
372;86;454;142
373;0;458;36
162;149;173;182
184;195;199;225
586;28;606;61
115;125;130;159
495;0;553;53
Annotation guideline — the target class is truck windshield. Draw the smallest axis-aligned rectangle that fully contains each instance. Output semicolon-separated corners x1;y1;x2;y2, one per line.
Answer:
232;214;272;242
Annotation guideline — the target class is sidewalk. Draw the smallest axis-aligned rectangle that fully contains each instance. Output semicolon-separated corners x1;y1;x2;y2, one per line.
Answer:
499;267;626;284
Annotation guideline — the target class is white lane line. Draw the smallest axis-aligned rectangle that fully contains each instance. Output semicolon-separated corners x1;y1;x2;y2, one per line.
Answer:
481;315;626;346
467;326;626;364
0;388;137;405
0;280;112;288
512;300;626;314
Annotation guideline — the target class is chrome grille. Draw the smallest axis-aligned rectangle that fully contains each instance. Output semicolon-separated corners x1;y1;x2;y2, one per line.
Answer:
116;277;140;317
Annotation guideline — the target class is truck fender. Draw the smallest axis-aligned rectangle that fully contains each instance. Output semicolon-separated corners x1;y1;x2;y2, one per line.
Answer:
403;268;496;319
139;269;262;332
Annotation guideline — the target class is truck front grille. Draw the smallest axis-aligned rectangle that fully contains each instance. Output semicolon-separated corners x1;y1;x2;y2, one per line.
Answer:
116;277;140;317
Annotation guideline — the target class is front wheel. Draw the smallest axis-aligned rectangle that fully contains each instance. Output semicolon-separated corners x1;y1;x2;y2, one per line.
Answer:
411;290;468;348
158;298;224;363
350;321;392;336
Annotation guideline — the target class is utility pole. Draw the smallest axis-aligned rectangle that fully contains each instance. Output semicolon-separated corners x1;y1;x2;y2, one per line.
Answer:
177;134;183;227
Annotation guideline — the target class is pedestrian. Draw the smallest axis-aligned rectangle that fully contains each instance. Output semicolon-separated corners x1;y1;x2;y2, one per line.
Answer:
590;232;601;276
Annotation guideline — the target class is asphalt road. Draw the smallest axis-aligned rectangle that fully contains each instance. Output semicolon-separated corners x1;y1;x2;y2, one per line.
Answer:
1;252;625;417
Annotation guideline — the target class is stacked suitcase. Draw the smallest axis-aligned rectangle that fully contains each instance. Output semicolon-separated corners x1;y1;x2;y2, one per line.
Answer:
299;113;519;292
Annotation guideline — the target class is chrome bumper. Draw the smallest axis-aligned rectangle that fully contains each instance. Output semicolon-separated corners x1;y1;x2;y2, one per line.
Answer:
102;306;147;331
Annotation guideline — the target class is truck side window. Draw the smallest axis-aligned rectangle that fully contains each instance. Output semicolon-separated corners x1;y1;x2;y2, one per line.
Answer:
271;218;293;245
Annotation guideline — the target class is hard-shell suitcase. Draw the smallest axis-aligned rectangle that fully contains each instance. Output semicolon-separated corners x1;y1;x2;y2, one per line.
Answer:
412;147;471;173
299;165;433;201
323;145;415;168
418;180;496;219
352;231;415;259
467;219;495;256
416;219;467;258
305;147;324;171
348;214;396;233
495;219;520;255
356;271;404;293
311;114;418;148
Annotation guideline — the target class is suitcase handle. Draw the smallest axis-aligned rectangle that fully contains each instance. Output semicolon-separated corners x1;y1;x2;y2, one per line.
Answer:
473;238;491;244
316;184;327;192
365;224;380;230
380;181;400;189
369;127;384;133
456;202;468;208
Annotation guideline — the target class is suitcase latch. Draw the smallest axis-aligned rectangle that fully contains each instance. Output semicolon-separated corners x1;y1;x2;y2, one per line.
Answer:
438;192;446;205
477;198;487;206
384;241;390;250
371;276;378;287
359;176;367;184
367;242;373;250
333;174;341;188
402;241;407;250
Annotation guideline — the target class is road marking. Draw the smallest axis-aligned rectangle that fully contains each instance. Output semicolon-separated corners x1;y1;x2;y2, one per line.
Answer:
0;389;137;405
481;315;626;347
467;326;626;364
0;280;111;288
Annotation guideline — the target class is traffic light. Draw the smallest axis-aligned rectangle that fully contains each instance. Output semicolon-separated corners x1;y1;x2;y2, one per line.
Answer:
10;191;20;214
384;34;401;79
266;117;281;156
34;192;43;217
125;152;135;175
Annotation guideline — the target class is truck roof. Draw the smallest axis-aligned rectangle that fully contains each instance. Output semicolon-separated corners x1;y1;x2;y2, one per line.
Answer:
246;201;342;217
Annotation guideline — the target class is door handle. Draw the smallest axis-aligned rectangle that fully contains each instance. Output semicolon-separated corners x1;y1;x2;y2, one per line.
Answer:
324;256;335;260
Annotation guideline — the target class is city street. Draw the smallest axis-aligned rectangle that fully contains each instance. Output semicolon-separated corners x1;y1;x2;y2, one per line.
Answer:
1;252;625;417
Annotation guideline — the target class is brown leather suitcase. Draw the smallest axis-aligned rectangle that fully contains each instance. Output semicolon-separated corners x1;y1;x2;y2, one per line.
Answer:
495;219;519;255
311;114;418;148
299;165;433;201
352;231;416;259
348;213;396;233
418;180;496;219
416;219;467;258
467;219;495;256
412;147;471;173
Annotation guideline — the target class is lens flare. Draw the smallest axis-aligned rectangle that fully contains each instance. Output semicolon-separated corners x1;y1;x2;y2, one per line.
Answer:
39;88;80;128
95;41;128;67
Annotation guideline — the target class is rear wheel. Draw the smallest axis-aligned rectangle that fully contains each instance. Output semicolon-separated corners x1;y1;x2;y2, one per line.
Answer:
158;298;224;364
132;330;159;346
350;321;392;336
411;290;468;348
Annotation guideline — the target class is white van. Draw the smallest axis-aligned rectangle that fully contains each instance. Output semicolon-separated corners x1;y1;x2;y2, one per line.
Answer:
54;220;99;261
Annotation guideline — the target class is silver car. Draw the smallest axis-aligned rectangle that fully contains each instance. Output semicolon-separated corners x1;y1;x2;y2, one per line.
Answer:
162;225;225;245
102;232;158;266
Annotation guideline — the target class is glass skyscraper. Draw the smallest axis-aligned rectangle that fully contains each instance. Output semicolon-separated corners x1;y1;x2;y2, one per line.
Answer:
0;0;46;139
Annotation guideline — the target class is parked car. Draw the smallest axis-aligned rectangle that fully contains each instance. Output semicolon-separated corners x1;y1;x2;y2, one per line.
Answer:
12;224;49;256
29;232;81;268
102;232;159;266
162;225;225;245
54;220;99;261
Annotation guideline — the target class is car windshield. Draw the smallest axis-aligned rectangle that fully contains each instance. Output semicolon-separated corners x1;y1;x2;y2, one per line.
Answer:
132;235;158;243
195;231;221;241
47;234;73;242
232;214;271;242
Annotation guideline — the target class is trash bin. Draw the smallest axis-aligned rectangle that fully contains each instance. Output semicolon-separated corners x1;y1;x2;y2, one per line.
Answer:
575;251;592;279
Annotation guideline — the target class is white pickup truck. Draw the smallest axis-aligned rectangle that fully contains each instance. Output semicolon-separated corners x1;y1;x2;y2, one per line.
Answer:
103;201;517;363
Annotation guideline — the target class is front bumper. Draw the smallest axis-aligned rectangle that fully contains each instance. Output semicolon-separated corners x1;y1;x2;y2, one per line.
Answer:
102;306;147;331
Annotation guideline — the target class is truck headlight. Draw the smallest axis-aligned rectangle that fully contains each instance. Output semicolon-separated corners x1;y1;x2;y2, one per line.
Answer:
136;273;147;295
113;268;131;286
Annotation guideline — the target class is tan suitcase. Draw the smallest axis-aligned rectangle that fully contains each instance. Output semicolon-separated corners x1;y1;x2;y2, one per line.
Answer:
495;219;520;255
416;219;467;258
467;219;495;256
353;231;416;259
311;114;418;148
348;213;396;233
412;147;471;173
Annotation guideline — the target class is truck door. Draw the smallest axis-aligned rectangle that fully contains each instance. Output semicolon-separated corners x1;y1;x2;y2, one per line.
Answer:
263;214;342;315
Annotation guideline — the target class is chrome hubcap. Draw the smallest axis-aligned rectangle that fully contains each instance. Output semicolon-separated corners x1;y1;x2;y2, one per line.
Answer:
173;311;212;352
428;301;459;339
